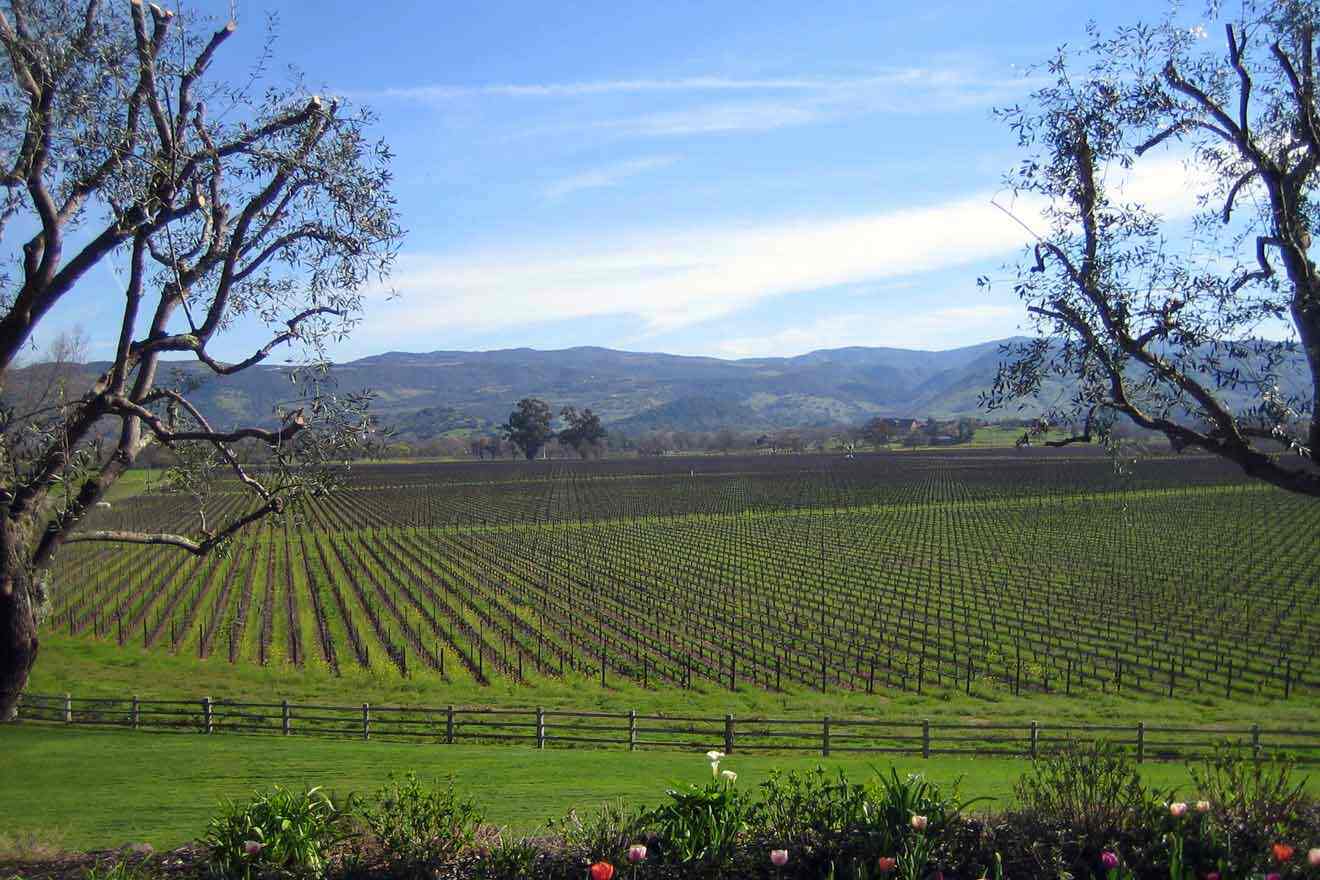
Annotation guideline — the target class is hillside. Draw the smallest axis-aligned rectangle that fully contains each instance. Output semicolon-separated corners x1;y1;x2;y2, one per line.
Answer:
9;338;1307;437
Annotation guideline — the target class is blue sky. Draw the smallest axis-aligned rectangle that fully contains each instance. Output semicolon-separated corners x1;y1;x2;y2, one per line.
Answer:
47;0;1206;363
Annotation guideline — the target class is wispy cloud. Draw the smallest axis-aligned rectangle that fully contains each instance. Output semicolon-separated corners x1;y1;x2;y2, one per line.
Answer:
355;154;1200;351
378;72;984;101
714;306;1021;359
543;155;679;199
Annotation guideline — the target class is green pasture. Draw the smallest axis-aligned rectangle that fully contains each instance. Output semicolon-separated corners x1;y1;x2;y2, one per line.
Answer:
0;724;1259;853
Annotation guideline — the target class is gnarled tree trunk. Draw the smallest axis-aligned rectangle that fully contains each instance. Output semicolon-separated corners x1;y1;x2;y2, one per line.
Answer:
0;523;37;721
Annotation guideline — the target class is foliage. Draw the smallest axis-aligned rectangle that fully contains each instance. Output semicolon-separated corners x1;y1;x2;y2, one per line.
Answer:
0;0;401;719
359;772;484;875
558;407;607;459
82;859;156;880
981;1;1320;496
1013;740;1165;841
646;767;751;865
203;785;351;880
472;833;542;880
548;799;651;863
501;398;555;460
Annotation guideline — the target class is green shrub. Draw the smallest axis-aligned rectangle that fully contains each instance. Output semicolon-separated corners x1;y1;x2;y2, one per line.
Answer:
1014;739;1164;840
646;765;751;865
473;832;541;880
204;785;351;880
360;772;483;876
1188;741;1311;833
548;799;649;863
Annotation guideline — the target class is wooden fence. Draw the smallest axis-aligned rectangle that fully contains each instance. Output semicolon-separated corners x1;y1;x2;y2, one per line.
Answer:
15;693;1320;763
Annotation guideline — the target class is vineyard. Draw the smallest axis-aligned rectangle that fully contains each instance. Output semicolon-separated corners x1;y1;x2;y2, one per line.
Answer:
47;449;1320;703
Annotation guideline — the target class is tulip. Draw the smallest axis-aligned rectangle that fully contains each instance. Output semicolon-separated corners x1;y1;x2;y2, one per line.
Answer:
1204;873;1220;880
1194;800;1211;813
910;814;929;832
770;849;789;867
242;840;263;858
1309;848;1320;868
589;862;615;880
1169;802;1188;818
1272;843;1295;863
627;844;647;864
1266;874;1281;880
877;856;897;873
1100;851;1119;870
721;769;738;783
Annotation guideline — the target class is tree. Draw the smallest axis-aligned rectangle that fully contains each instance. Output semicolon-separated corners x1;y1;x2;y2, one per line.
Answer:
860;416;895;448
983;2;1320;496
500;398;553;460
558;406;606;459
0;1;402;718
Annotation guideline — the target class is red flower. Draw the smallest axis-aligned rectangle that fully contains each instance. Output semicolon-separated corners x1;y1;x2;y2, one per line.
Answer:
1272;843;1295;864
589;861;615;880
877;857;897;873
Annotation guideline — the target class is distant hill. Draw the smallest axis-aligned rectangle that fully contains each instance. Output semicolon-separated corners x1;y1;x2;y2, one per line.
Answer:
10;338;1308;438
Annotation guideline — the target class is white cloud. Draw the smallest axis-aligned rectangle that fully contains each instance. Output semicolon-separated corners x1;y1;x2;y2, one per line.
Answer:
543;155;679;199
714;305;1022;358
357;153;1201;349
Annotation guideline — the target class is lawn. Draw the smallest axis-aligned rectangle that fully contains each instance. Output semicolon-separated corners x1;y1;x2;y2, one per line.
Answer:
0;724;1241;853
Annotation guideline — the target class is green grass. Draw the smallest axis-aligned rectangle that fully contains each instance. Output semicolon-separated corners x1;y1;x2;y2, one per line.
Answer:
29;634;1320;732
0;724;1253;852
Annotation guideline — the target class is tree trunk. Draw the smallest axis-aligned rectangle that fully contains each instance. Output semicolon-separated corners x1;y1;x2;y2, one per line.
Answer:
0;523;38;721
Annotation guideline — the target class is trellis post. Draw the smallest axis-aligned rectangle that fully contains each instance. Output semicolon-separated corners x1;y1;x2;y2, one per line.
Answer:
1029;720;1039;760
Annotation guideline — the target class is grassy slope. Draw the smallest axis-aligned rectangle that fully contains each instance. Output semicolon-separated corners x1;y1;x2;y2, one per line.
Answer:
1;724;1243;852
29;634;1320;730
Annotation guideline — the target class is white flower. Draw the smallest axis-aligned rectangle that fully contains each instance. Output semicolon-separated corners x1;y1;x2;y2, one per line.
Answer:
705;750;725;762
720;769;738;783
910;814;929;832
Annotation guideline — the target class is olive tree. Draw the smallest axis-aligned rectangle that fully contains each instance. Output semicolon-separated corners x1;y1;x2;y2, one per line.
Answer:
0;0;402;718
983;1;1319;496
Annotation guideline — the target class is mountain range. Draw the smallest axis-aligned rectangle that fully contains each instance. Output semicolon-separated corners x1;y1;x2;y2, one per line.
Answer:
16;337;1306;438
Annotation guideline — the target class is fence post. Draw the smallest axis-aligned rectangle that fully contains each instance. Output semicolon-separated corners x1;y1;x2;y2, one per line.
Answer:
1251;723;1261;759
203;696;213;735
63;693;71;724
446;705;454;744
1029;720;1039;760
922;719;931;759
131;695;139;730
536;707;546;750
724;713;735;754
629;710;638;752
1136;721;1145;764
822;715;831;757
362;702;370;741
281;699;291;736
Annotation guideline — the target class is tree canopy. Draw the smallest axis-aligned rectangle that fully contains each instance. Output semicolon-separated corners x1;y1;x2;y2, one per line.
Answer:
983;1;1320;496
0;0;402;718
500;397;554;460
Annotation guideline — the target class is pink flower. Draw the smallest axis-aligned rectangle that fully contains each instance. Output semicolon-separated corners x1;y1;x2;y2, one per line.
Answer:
910;814;929;832
1308;848;1320;868
1100;851;1119;870
1169;802;1188;818
1195;800;1211;813
1265;873;1281;880
770;849;789;867
242;840;263;858
627;845;647;864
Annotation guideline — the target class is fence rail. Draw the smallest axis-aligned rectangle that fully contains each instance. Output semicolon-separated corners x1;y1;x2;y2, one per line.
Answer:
15;692;1320;763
